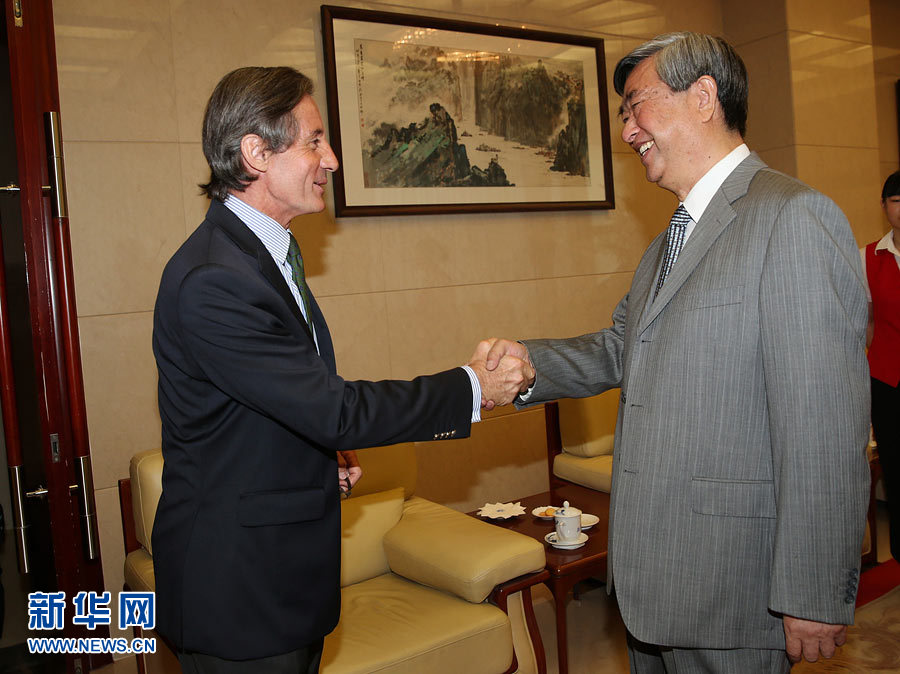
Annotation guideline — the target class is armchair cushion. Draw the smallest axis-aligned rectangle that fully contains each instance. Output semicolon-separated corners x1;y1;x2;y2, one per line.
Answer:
554;452;613;493
562;433;614;458
321;572;512;674
383;497;545;603
124;549;155;593
340;488;404;586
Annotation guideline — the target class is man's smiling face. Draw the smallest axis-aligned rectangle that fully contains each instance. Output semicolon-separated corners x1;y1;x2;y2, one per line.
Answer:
262;96;339;224
619;56;699;200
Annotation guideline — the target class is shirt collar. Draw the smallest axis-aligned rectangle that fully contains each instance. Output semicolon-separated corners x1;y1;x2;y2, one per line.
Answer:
223;194;291;264
874;230;900;257
682;144;751;223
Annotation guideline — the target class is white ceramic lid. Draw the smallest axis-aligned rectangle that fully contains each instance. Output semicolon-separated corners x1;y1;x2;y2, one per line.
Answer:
555;500;582;517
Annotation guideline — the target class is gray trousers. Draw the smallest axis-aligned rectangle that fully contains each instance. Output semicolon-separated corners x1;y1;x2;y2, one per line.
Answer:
628;632;792;674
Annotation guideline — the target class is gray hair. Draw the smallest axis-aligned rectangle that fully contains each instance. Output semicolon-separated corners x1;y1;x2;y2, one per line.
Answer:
200;66;315;201
613;32;748;137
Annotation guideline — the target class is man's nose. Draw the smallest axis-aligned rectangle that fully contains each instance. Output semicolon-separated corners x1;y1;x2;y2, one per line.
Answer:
321;141;339;172
621;117;638;145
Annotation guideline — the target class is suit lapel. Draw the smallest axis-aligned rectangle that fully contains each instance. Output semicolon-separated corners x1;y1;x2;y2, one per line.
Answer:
636;233;667;325
638;153;766;333
206;200;314;342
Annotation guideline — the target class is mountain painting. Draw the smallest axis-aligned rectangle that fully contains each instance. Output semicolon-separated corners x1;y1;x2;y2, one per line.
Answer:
354;39;590;190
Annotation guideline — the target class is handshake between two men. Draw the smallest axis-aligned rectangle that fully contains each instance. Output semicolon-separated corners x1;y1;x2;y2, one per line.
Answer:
466;338;533;410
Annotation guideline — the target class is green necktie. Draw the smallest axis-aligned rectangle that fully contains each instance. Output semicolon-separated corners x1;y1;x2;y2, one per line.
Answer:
287;233;313;326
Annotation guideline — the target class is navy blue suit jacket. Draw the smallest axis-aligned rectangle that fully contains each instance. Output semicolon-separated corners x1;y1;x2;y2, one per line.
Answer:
152;200;471;659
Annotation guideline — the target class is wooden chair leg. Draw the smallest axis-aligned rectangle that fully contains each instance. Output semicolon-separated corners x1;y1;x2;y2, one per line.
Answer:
134;624;147;674
492;570;550;674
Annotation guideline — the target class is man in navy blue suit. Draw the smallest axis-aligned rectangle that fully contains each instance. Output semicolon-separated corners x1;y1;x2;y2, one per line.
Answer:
152;66;532;674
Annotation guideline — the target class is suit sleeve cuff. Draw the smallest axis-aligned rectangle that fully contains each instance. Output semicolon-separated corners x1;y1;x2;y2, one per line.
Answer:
461;365;482;423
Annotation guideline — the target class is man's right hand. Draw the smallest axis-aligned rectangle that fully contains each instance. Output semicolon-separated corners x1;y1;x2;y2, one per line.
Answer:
468;338;535;409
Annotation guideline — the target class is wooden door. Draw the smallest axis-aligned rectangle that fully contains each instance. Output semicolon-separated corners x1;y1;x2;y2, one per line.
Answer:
1;1;109;671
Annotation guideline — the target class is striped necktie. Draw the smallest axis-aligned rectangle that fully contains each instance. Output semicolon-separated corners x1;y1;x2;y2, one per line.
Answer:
653;204;690;300
287;233;313;325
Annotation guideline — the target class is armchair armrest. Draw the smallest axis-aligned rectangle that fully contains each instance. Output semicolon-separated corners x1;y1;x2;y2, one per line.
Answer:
383;497;546;603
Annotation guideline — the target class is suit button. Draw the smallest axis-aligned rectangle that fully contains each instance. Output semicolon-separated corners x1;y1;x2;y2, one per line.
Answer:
450;430;457;437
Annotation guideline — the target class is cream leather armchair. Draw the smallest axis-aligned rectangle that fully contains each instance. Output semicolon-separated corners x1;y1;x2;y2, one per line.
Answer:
546;397;619;494
120;444;548;674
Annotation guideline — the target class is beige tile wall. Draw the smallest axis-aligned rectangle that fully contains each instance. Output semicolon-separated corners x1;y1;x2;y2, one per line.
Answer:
54;0;886;619
871;0;900;188
725;0;885;246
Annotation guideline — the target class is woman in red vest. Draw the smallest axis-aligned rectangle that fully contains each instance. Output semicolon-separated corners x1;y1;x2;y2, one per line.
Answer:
862;170;900;561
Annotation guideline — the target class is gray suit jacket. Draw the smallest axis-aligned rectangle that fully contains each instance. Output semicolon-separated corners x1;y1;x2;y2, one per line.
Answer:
522;154;870;649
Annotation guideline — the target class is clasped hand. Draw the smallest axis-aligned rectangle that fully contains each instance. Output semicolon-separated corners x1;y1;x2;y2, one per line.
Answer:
468;338;535;409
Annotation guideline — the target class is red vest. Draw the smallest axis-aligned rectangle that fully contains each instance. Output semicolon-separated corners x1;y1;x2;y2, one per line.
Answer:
866;240;900;387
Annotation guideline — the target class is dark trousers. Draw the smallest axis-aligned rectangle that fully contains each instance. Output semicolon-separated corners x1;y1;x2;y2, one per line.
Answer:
872;376;900;561
178;640;324;674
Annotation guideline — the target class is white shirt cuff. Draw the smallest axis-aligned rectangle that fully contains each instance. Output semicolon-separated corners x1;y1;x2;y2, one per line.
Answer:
518;380;536;402
461;365;482;423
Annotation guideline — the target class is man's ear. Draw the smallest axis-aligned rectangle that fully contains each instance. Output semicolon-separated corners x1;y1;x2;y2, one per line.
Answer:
693;75;719;123
240;134;270;175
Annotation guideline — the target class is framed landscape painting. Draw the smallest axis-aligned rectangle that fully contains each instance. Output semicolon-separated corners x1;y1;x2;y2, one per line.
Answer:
320;5;615;217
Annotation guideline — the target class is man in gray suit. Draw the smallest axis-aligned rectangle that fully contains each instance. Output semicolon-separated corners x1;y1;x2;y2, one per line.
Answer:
482;32;869;672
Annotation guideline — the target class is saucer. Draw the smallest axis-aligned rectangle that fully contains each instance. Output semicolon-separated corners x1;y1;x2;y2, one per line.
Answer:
532;506;558;520
544;531;589;549
581;513;600;530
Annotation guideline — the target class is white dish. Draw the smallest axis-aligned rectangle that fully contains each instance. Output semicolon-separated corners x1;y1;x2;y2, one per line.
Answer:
477;502;526;519
532;506;558;520
581;513;600;530
544;531;589;550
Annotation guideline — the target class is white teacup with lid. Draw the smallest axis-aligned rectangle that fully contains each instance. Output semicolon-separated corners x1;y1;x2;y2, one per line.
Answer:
554;500;582;543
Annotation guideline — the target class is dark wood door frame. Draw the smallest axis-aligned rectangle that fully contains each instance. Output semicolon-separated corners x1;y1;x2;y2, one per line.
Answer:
4;1;109;670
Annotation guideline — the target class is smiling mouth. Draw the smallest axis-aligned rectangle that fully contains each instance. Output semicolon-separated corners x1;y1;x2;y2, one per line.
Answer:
638;140;654;157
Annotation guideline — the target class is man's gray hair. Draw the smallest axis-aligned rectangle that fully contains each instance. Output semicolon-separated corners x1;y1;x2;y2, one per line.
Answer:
200;66;315;201
613;32;748;137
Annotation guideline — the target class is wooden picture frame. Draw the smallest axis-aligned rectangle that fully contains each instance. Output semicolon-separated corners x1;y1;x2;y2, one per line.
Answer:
320;5;615;217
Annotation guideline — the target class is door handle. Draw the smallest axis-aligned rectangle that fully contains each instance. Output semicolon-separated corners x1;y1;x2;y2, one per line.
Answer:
73;455;98;560
0;183;51;193
12;466;96;573
44;111;99;562
45;112;67;218
9;465;30;574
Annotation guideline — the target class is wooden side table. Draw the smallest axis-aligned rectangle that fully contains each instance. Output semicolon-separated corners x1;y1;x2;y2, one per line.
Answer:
473;483;610;674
